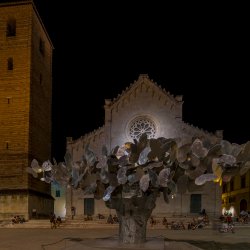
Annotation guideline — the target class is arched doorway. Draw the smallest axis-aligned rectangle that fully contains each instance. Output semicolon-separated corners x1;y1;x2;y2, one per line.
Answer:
240;199;247;212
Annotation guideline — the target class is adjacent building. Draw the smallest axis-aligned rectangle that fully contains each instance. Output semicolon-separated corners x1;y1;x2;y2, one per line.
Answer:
222;172;250;217
0;0;54;220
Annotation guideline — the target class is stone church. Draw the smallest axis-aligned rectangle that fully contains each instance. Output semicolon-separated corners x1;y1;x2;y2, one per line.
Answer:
65;74;222;219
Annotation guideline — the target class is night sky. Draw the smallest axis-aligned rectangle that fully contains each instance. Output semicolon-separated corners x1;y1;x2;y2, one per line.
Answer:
32;1;249;161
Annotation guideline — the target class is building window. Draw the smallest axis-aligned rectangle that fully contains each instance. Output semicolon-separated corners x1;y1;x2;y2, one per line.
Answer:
222;183;227;193
55;190;60;197
190;194;201;213
7;57;13;70
241;175;246;189
230;178;234;191
6;97;11;104
39;38;45;56
6;18;16;37
6;142;9;150
229;196;236;203
129;116;156;140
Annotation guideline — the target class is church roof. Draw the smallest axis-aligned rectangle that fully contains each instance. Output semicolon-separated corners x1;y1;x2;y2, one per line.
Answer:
106;74;183;107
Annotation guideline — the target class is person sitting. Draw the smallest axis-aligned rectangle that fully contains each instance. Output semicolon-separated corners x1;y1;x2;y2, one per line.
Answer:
49;213;57;229
239;210;248;223
107;214;114;224
113;214;119;223
225;212;233;224
200;209;207;216
56;216;62;226
162;217;168;226
150;216;157;227
97;213;105;219
12;216;17;224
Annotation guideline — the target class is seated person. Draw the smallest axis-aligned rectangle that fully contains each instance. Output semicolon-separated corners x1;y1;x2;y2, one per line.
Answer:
162;217;168;226
113;214;119;223
12;216;17;224
200;209;207;216
56;216;62;226
107;214;114;224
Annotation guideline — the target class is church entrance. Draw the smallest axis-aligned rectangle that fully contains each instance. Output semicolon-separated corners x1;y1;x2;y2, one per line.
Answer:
190;194;201;213
84;198;94;216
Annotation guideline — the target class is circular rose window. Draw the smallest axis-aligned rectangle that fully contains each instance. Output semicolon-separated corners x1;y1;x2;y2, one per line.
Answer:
129;117;156;140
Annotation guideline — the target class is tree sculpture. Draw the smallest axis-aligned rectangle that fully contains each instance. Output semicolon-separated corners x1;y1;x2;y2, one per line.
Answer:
27;133;250;244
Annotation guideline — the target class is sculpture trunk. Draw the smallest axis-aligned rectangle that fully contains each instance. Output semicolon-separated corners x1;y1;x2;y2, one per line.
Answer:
118;213;148;244
109;190;158;244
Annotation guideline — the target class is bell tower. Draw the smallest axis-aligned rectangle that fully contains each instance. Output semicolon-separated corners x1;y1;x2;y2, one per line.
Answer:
0;0;54;219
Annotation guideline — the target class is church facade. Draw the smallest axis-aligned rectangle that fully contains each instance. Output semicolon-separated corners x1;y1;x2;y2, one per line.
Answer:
65;74;222;219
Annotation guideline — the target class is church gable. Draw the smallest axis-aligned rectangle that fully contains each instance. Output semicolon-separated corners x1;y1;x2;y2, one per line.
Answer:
109;74;183;119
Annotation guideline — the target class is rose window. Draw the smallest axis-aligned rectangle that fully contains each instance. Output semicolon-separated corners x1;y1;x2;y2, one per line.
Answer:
129;117;156;140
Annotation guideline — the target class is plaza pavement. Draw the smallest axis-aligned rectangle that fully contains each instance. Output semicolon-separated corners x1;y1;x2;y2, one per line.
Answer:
1;222;250;250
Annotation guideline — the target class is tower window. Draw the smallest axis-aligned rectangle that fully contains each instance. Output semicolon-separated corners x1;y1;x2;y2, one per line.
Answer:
230;178;234;191
39;38;45;56
6;97;11;104
7;57;13;70
241;175;246;188
6;18;16;37
6;142;9;150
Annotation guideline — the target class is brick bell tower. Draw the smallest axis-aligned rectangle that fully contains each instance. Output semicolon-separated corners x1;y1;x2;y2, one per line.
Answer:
0;0;54;220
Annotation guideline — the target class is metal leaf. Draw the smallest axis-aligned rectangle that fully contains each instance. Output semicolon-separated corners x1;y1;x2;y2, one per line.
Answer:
83;183;97;195
220;140;232;155
147;161;163;169
102;145;108;156
103;185;116;201
159;168;171;187
191;139;208;158
139;174;150;192
148;169;159;187
195;173;217;185
26;167;38;178
177;143;191;163
96;156;107;169
167;180;177;194
212;158;222;179
162;187;170;203
127;174;138;185
42;160;52;171
138;146;151;165
239;161;250;176
219;154;236;166
85;145;97;166
237;142;250;162
117;166;127;184
31;159;42;173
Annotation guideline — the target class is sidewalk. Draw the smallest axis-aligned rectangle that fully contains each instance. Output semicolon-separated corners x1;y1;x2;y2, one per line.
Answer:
1;226;250;249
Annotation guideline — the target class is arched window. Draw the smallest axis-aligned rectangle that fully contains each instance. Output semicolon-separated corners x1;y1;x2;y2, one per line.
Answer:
6;18;16;37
